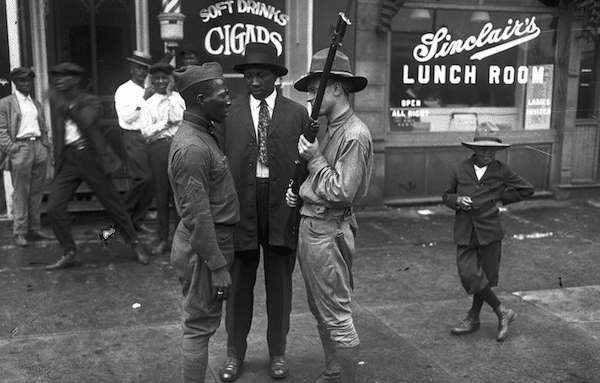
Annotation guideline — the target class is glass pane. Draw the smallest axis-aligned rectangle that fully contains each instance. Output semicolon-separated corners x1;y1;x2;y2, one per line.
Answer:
576;39;598;119
389;8;558;133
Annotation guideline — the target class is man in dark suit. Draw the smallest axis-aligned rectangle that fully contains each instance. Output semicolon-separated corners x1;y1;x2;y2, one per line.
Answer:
442;122;534;342
45;62;149;270
217;42;309;382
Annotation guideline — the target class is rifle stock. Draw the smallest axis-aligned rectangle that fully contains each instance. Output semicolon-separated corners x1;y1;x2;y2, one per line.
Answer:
284;12;351;249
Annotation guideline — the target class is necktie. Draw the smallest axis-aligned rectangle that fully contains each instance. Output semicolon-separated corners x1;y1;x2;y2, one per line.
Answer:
258;100;270;167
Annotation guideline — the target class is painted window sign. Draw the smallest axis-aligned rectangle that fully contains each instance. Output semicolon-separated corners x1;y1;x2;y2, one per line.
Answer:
389;8;558;133
182;0;287;70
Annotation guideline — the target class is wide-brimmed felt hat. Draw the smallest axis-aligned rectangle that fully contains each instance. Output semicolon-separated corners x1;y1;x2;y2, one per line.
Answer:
233;43;288;77
149;61;174;75
126;50;153;67
294;49;368;93
461;122;511;149
50;62;85;76
9;67;35;81
173;62;224;93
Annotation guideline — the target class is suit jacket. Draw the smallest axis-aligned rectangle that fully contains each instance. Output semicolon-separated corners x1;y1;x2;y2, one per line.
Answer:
442;156;534;246
0;94;50;170
49;90;122;176
218;92;310;251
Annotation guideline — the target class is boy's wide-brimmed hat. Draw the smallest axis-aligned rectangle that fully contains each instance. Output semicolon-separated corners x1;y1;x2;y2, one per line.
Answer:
461;122;511;149
294;49;368;93
126;50;153;67
9;67;35;81
233;42;288;77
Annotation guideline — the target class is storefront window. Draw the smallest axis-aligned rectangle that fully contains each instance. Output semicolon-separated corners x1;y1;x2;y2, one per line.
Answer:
576;39;599;119
389;7;558;132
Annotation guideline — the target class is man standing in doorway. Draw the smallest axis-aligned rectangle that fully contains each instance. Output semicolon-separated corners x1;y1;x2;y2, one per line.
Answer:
217;42;309;382
114;51;155;234
286;49;373;383
0;67;53;247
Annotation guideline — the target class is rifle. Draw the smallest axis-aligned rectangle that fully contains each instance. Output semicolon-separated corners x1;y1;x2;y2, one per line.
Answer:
284;12;351;248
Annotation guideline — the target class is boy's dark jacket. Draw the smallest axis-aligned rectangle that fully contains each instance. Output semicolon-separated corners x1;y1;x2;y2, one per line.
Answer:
442;156;534;246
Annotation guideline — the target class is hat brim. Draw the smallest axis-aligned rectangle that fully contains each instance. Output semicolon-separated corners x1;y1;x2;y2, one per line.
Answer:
126;57;151;67
462;141;511;149
232;63;288;77
294;71;368;93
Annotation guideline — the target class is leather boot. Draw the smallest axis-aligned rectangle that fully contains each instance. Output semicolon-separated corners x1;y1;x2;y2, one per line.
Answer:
495;305;517;342
132;243;150;265
450;310;481;335
46;250;80;270
337;345;359;383
314;324;341;383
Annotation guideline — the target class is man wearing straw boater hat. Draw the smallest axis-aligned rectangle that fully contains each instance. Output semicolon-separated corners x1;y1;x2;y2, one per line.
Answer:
286;49;373;383
442;121;534;342
217;42;309;382
114;50;156;234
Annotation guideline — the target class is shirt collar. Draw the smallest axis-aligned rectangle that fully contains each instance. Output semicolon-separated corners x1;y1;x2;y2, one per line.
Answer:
14;90;31;101
183;111;214;133
250;89;277;111
327;107;354;134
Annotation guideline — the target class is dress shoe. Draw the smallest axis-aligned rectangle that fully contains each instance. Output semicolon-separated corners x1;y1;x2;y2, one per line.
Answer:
46;250;80;270
14;234;27;247
132;244;150;265
152;240;168;255
270;355;290;379
219;356;243;382
29;230;55;241
450;310;481;335
495;305;517;342
136;224;156;234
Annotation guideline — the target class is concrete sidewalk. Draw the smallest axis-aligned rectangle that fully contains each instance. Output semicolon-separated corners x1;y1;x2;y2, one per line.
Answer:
1;199;600;382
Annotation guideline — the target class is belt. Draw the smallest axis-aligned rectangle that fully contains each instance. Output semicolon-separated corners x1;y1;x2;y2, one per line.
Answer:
303;203;353;222
66;138;89;151
16;136;40;141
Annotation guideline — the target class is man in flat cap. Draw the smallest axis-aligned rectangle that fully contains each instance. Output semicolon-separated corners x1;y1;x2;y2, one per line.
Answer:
286;49;373;383
140;61;185;255
45;62;150;270
217;42;309;382
443;122;534;342
168;62;238;383
114;50;155;234
0;67;53;247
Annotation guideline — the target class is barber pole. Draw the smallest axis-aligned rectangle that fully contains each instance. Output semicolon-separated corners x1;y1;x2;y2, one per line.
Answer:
162;0;181;13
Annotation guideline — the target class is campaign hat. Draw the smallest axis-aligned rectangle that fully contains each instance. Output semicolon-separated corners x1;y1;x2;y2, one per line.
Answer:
126;50;153;67
173;62;224;93
294;49;367;93
50;62;85;76
149;61;174;75
9;67;35;81
233;42;288;77
461;122;511;149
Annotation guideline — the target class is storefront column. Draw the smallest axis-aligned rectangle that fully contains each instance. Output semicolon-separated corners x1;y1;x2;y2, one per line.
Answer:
135;0;150;53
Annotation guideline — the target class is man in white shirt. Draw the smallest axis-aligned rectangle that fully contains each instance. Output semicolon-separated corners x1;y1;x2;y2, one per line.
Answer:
0;67;53;246
114;51;155;234
141;61;185;254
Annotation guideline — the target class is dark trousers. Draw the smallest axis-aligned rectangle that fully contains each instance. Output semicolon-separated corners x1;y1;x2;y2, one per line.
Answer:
148;138;179;241
225;178;296;360
47;145;138;251
456;233;502;295
121;129;153;228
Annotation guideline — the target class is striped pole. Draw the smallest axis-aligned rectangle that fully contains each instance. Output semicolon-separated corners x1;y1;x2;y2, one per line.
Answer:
162;0;181;13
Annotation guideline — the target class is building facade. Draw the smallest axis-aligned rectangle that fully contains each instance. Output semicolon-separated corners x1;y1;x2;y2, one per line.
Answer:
1;0;598;212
